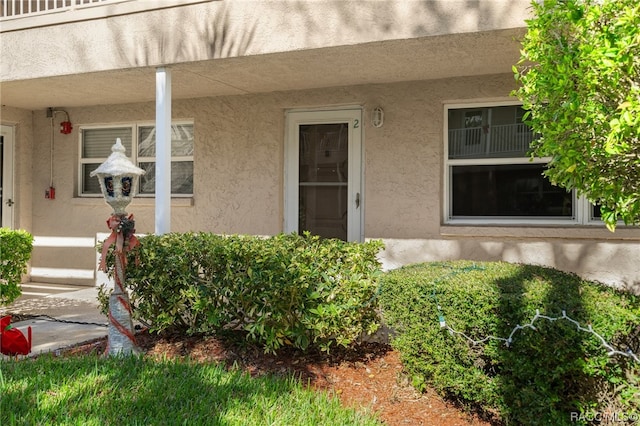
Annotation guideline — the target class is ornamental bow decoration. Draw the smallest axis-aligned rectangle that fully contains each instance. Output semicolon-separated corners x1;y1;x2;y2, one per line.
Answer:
0;315;32;356
98;213;140;272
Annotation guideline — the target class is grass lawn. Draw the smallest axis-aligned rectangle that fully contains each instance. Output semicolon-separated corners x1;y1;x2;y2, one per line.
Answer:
1;354;381;426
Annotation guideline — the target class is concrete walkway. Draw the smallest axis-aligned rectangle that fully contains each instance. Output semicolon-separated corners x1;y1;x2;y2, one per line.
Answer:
1;283;109;358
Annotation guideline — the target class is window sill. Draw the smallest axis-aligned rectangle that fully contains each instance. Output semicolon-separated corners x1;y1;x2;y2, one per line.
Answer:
72;197;194;207
440;224;640;241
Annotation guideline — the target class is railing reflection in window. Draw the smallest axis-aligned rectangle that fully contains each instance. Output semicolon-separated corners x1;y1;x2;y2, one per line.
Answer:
448;123;536;159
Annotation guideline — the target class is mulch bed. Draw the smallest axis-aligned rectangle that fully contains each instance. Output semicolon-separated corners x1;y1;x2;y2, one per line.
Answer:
55;330;496;426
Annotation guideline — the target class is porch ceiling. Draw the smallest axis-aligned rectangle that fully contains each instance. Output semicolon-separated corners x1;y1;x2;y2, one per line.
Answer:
0;28;523;111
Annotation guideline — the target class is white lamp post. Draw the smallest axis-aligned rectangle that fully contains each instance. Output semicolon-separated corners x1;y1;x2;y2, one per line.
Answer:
91;138;145;356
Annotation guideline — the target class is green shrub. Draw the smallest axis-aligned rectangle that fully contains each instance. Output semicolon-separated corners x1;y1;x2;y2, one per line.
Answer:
0;228;34;306
99;232;383;353
379;261;640;425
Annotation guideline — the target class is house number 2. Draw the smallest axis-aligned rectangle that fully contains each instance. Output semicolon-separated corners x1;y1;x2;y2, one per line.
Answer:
354;119;360;128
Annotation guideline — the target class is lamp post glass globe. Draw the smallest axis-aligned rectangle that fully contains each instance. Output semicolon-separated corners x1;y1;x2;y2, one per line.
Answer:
90;138;144;214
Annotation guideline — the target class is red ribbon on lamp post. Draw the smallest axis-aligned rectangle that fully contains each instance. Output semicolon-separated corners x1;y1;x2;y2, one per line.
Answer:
99;213;140;272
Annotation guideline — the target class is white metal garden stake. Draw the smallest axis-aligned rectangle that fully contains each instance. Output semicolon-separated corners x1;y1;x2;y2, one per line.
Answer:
91;138;145;356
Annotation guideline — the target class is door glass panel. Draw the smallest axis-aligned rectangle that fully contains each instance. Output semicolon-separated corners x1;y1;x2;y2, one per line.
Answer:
298;123;348;240
299;186;347;240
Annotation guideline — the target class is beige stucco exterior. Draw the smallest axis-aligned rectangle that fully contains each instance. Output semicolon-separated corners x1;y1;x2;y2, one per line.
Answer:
1;0;529;109
1;1;639;291
2;0;530;79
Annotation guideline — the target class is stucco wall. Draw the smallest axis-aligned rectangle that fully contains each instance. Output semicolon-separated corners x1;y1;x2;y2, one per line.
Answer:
380;238;640;293
1;0;531;80
19;73;640;290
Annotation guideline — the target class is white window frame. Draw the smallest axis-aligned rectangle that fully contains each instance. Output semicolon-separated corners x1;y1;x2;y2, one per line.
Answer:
444;101;599;226
78;121;194;198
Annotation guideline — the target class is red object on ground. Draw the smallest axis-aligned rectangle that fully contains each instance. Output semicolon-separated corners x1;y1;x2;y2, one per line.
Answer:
1;315;32;356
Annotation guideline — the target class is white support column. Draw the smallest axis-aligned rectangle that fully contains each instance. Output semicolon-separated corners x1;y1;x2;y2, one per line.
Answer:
155;67;172;235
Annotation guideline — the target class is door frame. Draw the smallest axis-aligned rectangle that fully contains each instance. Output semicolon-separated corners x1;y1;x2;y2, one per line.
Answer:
284;108;364;242
1;124;15;229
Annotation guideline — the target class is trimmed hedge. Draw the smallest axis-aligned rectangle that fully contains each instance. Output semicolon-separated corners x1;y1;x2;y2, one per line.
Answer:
379;261;640;425
0;228;34;306
99;232;383;353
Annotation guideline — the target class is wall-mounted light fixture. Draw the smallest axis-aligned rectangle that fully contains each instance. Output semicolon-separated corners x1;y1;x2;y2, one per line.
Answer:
372;107;384;128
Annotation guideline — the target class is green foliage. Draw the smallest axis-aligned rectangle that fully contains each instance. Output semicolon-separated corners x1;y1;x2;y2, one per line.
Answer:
380;261;640;425
1;354;382;425
99;232;383;353
514;0;640;230
0;228;34;306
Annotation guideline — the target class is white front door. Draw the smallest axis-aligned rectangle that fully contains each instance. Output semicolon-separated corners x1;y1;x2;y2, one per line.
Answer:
285;109;363;241
1;125;15;229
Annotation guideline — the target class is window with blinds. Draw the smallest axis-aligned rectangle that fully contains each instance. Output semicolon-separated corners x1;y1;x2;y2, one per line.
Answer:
79;123;193;196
